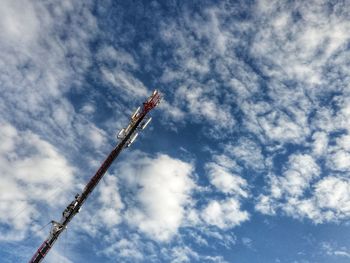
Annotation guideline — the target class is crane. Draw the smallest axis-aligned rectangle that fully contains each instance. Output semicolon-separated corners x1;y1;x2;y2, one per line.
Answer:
29;90;162;263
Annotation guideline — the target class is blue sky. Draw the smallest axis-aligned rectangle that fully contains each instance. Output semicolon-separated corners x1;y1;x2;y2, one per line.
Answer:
1;0;350;262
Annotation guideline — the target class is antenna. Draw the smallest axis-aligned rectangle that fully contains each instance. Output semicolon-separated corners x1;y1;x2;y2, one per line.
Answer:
29;90;162;263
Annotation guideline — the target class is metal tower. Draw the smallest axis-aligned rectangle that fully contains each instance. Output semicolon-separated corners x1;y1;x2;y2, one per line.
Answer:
29;90;162;263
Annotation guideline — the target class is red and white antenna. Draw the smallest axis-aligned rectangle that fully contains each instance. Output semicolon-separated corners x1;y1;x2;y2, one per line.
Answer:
29;90;162;263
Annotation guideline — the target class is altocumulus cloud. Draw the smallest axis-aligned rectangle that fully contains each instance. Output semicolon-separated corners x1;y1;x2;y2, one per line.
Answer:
0;121;75;241
1;0;350;262
118;152;195;242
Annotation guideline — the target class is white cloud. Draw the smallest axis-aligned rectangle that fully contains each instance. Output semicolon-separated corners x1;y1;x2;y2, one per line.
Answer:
120;153;195;242
201;199;249;229
159;99;186;122
259;110;308;143
315;177;350;217
336;134;350;151
241;237;253;249
155;0;350;154
206;162;248;197
0;0;95;108
96;175;124;227
327;133;350;172
256;152;350;222
80;103;95;115
102;236;144;261
157;6;249;133
52;101;75;128
252;0;350;86
73;174;124;240
256;154;319;219
45;249;74;263
0;0;103;154
2;0;350;261
262;153;320;202
0;0;39;46
100;67;149;98
96;45;138;70
202;255;229;263
167;244;230;263
171;246;199;263
197;8;229;55
329;150;350;171
198;228;237;249
87;125;107;149
96;44;149;100
312;131;328;156
0;122;75;241
283;198;322;222
334;251;350;258
280;154;320;197
255;194;276;215
225;137;265;171
202;151;250;231
212;154;241;171
174;85;235;130
321;241;350;259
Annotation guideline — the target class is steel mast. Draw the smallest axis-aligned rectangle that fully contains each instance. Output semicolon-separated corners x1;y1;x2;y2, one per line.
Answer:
29;90;162;263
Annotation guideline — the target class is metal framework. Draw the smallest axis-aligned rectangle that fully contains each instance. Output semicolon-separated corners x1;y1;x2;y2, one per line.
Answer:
29;90;162;263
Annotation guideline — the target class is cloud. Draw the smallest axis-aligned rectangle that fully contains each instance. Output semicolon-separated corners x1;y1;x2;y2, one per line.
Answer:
100;67;149;98
334;251;350;258
95;175;124;227
241;237;253;249
87;125;107;149
321;241;350;259
0;0;103;153
258;175;350;223
252;0;350;86
255;195;276;215
157;5;246;133
256;152;350;222
0;0;95;109
0;121;75;241
280;154;320;197
329;150;350;171
95;45;150;99
102;235;144;262
119;153;195;242
70;175;124;240
314;176;350;218
327;133;350;172
173;85;235;130
0;0;39;46
96;45;138;71
264;111;307;142
45;250;74;263
168;244;229;263
2;0;350;261
225;137;265;171
201;199;249;229
170;246;199;263
206;162;248;197
201;150;250;230
311;131;328;156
